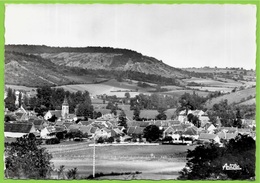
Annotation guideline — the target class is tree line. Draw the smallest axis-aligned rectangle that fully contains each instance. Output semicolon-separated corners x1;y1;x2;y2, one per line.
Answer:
5;87;95;119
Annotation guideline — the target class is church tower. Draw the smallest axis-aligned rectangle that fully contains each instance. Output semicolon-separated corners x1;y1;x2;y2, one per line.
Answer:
61;96;69;120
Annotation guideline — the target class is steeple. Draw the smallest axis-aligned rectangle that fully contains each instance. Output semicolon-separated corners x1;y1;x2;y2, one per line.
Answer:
62;95;69;106
61;96;69;120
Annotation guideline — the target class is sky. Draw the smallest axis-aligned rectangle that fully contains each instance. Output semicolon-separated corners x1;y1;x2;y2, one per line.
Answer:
5;4;256;69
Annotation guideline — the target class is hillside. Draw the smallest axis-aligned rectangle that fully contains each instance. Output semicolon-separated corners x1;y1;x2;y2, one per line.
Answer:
5;45;186;86
5;52;72;87
205;87;256;108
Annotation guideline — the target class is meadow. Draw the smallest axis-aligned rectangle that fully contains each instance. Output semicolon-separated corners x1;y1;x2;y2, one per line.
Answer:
205;87;256;108
43;141;194;180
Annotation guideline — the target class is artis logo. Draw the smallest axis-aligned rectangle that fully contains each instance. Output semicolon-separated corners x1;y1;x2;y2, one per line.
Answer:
222;163;242;170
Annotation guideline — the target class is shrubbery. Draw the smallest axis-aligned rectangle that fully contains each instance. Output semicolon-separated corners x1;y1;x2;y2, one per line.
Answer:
46;138;60;144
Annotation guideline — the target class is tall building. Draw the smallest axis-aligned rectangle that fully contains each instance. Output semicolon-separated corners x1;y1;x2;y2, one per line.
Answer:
61;96;69;119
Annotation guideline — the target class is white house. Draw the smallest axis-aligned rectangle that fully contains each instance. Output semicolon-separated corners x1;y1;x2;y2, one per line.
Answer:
40;126;56;139
94;128;111;139
44;110;62;121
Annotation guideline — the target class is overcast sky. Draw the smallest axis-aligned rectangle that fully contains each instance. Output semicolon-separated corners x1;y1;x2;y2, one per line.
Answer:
5;4;256;69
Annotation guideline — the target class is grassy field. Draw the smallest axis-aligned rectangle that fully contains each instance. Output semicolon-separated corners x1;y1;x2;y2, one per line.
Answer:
5;84;36;91
205;87;256;108
55;84;141;97
43;141;194;180
188;86;233;93
163;89;209;97
182;77;244;88
237;98;256;106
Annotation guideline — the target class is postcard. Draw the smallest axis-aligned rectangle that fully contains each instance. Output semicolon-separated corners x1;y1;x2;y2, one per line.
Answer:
1;2;258;181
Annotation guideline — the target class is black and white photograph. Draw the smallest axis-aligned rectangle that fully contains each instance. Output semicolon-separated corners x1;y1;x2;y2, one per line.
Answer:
3;4;256;180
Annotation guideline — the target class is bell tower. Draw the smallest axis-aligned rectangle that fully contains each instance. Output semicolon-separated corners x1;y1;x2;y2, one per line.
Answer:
61;96;69;119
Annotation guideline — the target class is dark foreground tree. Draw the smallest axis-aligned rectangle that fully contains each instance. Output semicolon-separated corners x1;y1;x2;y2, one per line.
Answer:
5;135;53;179
178;134;255;180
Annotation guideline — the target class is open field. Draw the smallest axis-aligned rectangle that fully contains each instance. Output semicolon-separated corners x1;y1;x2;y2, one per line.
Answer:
43;141;194;179
205;87;256;108
5;84;36;91
237;98;256;106
187;86;233;93
55;84;142;97
182;77;244;88
163;89;209;97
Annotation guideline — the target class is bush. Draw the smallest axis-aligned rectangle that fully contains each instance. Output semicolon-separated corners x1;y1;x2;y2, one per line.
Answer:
97;137;105;143
46;138;60;144
106;137;114;143
162;136;173;142
66;167;78;179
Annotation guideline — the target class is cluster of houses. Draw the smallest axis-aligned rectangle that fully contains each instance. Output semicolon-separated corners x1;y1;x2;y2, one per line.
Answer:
4;97;256;145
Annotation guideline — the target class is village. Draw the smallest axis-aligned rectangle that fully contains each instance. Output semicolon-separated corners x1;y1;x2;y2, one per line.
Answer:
4;89;256;147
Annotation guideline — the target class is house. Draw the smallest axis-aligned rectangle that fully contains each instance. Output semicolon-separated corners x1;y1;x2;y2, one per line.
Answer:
203;122;216;133
182;126;199;139
40;126;57;139
198;133;220;144
178;110;192;123
127;126;144;137
30;119;49;131
67;124;81;131
167;120;181;126
78;120;92;126
200;115;210;127
14;106;37;121
111;128;124;137
44;97;73;121
94;128;111;139
219;127;238;134
4;122;36;138
44;110;62;121
192;110;205;117
78;125;92;136
163;126;175;138
217;132;237;140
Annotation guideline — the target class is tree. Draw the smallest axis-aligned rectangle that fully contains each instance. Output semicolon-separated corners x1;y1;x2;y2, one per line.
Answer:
36;86;53;109
118;110;127;129
106;101;115;109
178;134;255;180
48;115;58;122
233;108;242;128
133;106;140;121
68;129;83;141
125;92;130;99
4;88;16;111
143;125;161;142
18;92;22;107
76;101;94;118
110;106;117;116
156;107;167;120
208;100;236;127
187;113;201;128
66;167;78;179
5;135;53;179
178;92;207;114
